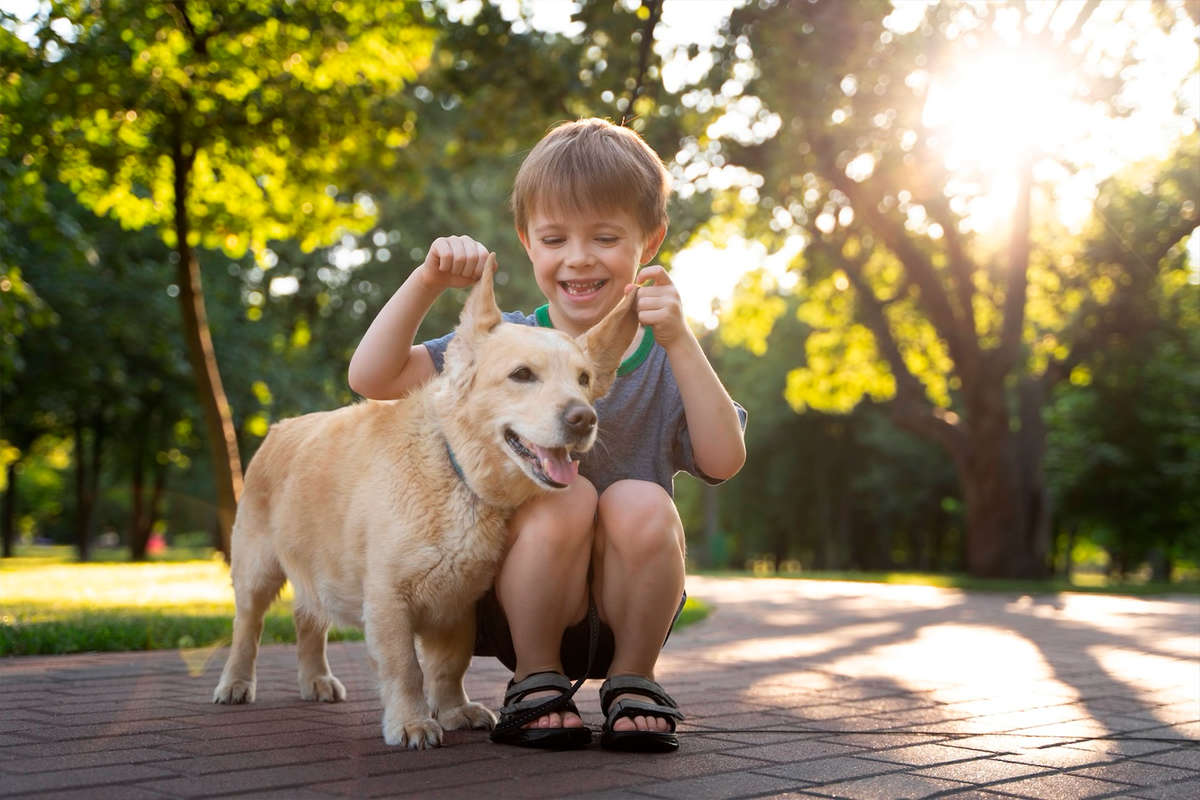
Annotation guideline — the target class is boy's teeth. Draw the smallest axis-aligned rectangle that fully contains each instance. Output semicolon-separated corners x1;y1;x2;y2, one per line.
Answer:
562;280;606;295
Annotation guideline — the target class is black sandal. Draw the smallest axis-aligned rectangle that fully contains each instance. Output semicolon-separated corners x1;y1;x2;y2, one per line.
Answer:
599;675;684;753
489;671;592;750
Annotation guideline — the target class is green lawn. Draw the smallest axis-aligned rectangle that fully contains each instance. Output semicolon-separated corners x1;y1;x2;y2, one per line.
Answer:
0;547;711;656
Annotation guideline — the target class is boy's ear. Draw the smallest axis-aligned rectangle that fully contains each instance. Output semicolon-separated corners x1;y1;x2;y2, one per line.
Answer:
458;253;502;339
577;285;641;398
640;224;668;264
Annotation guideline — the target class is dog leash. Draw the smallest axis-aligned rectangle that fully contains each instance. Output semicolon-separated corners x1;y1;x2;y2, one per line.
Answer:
489;591;601;737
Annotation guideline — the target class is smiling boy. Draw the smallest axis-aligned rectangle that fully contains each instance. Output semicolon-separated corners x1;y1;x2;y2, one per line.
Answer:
349;118;746;752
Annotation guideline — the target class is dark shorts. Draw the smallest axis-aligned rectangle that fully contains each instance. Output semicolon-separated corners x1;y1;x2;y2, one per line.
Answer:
473;589;688;680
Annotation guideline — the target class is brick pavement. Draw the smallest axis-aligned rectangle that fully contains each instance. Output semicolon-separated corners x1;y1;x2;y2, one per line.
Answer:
1;576;1197;799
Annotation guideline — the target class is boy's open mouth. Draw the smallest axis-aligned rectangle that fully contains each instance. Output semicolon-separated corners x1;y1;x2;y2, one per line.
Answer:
560;279;607;297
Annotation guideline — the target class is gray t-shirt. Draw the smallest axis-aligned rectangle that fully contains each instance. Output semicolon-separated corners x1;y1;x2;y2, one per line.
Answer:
422;307;747;496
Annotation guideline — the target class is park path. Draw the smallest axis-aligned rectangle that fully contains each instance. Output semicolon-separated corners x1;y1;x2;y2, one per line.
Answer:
1;576;1197;799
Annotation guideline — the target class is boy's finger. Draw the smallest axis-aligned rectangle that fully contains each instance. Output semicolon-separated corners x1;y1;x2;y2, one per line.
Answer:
635;265;670;285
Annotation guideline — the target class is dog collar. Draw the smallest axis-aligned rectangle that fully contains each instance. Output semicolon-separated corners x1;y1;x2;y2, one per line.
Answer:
444;440;478;500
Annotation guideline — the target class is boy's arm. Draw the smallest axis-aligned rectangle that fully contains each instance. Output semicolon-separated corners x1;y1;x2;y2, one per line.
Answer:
632;267;747;481
348;236;490;400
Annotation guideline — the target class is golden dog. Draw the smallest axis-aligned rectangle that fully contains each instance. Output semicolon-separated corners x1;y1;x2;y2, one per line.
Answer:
212;258;639;748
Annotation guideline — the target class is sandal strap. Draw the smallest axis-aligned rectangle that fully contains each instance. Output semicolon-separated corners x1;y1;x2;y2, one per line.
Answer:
500;694;581;718
599;675;680;715
606;697;684;725
503;671;573;706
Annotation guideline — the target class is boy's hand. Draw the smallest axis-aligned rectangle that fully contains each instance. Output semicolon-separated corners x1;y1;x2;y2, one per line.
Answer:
417;236;491;290
629;265;689;349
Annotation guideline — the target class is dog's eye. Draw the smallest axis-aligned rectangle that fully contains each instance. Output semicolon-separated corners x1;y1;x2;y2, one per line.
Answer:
578;372;591;388
509;366;536;383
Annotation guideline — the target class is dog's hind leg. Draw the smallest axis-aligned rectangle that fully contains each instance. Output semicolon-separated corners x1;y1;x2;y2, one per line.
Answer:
295;608;346;702
213;536;286;704
421;614;497;732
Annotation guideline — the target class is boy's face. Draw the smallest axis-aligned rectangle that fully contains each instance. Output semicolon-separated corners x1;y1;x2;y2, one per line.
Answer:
519;205;665;338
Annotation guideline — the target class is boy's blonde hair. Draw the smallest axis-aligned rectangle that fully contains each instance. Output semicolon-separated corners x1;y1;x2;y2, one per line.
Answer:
512;118;671;238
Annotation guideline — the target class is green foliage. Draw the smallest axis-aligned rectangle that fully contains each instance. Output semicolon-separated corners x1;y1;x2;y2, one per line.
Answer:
2;1;435;257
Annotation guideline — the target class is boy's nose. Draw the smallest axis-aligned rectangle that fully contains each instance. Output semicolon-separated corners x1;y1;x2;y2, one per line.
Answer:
563;240;591;268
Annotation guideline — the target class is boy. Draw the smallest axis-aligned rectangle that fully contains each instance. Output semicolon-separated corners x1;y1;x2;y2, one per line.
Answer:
349;118;746;752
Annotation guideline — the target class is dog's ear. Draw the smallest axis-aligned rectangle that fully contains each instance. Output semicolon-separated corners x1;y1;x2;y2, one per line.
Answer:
577;284;641;398
458;253;502;339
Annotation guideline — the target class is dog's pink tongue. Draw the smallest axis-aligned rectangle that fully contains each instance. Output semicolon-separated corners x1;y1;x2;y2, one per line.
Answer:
534;445;578;485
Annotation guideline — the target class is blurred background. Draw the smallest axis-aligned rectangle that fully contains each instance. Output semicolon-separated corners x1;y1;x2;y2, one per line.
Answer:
2;0;1197;589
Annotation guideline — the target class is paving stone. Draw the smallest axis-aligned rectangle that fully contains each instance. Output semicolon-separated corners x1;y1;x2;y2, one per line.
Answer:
1132;747;1200;771
0;763;178;797
755;755;906;784
987;771;1138;799
1070;759;1197;787
800;771;973;798
633;769;805;799
910;757;1052;785
858;742;994;767
0;577;1196;799
1124;776;1200;799
0;746;186;774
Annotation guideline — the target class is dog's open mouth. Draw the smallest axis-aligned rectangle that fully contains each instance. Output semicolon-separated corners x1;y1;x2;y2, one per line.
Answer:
504;428;578;488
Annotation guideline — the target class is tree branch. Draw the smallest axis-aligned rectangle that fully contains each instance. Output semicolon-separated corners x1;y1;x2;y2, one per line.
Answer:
998;156;1033;370
815;137;980;379
1042;213;1200;389
623;0;663;124
837;247;967;458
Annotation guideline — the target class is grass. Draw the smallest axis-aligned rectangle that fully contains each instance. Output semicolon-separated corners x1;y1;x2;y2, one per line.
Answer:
1;546;712;657
0;548;360;657
695;567;1200;596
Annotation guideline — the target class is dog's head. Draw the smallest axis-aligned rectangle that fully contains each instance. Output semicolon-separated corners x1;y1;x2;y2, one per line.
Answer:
439;255;641;501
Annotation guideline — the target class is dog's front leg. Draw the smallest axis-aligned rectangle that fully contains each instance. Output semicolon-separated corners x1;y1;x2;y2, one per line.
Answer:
364;599;442;749
421;613;497;732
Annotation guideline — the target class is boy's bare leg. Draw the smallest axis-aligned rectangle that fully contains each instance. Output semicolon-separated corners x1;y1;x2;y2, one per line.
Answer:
594;479;686;733
495;477;596;729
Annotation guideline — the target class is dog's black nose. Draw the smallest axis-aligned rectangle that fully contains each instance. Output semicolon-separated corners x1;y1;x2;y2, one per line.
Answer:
563;403;597;438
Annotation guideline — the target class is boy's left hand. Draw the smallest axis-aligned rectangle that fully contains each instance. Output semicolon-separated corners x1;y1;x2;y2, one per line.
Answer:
629;265;689;349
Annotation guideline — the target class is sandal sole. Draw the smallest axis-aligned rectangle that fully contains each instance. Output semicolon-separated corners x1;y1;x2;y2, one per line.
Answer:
492;726;592;750
600;730;679;753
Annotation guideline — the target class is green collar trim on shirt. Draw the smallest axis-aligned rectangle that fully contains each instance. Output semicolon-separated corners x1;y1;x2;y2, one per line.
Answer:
534;304;653;377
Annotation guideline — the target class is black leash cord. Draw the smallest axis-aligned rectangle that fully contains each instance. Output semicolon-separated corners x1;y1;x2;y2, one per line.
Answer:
490;593;601;736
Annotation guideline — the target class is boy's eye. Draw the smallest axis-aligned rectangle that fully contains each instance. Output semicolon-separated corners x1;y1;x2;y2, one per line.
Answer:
541;237;565;246
595;236;618;245
509;366;537;383
578;372;591;388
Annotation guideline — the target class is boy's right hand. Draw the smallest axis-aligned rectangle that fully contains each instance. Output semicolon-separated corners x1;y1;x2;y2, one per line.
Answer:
416;236;492;290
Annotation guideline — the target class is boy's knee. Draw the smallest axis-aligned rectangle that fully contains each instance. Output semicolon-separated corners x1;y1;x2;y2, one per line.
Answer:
598;480;684;558
509;476;598;549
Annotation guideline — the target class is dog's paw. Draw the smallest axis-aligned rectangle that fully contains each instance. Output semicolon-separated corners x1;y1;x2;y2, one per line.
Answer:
438;701;497;732
299;674;346;702
383;715;444;749
213;679;255;704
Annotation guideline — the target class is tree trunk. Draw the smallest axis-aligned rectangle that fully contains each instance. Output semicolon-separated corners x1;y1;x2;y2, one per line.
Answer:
2;461;16;558
956;374;1046;578
73;418;103;562
129;421;149;561
172;132;241;561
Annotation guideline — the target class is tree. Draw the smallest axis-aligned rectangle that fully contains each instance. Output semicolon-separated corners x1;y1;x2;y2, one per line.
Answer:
707;0;1199;576
1046;263;1200;581
1;1;435;555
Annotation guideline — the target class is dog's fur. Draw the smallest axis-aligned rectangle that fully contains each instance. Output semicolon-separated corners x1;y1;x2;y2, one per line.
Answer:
212;260;640;748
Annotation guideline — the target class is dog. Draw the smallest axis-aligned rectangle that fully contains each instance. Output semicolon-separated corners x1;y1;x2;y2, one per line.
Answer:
212;257;640;748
